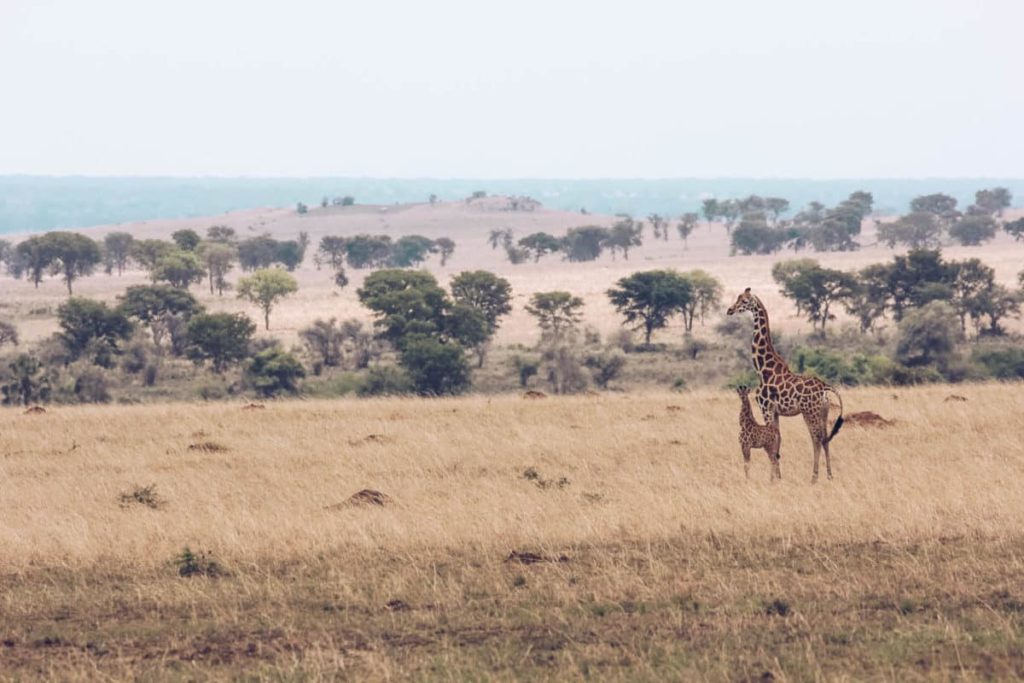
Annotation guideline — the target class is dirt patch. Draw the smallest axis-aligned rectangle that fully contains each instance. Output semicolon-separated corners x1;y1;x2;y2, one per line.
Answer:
326;489;393;510
506;550;570;565
522;391;547;399
22;406;46;415
845;412;896;428
666;405;683;412
945;394;968;402
188;441;230;453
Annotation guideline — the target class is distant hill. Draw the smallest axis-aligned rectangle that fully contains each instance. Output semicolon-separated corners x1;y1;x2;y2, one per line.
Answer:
2;176;1022;234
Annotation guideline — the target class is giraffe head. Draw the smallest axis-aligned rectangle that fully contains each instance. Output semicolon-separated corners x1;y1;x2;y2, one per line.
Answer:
726;288;756;316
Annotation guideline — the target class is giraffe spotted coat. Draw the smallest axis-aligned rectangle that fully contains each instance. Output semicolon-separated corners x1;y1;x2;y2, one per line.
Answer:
727;288;845;482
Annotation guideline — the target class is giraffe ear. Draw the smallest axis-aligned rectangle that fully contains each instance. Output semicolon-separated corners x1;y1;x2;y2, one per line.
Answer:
744;287;751;294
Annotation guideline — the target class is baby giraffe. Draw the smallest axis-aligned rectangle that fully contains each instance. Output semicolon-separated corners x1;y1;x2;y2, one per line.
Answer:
737;386;782;480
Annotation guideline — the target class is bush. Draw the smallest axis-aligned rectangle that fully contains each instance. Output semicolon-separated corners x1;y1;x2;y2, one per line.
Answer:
541;344;589;395
72;366;112;403
896;301;962;370
510;354;540;387
358;366;412;397
299;318;343;370
57;297;134;367
972;347;1024;379
120;337;152;375
584;350;626;389
608;328;635;353
186;312;256;373
399;337;472;396
246;347;305;397
682;334;708;360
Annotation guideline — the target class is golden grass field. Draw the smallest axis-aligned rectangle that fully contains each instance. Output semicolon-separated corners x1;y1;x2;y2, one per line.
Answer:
2;383;1023;679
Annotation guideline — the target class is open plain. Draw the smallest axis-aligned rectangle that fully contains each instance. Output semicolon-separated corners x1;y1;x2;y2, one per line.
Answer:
5;200;1024;350
2;384;1023;680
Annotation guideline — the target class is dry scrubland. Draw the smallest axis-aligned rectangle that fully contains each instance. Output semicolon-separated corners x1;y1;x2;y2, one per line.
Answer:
5;201;1024;349
2;384;1024;679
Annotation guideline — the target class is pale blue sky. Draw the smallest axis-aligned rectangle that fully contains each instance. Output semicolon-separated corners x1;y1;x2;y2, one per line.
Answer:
1;0;1021;178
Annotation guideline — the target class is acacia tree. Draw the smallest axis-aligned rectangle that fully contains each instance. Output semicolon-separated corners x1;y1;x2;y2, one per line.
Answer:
237;269;298;330
42;232;102;295
186;312;256;373
344;234;392;269
13;236;49;287
198;241;236;295
450;270;513;367
844;263;891;333
518;232;561;262
647;214;669;241
563;226;610;262
152;250;205;289
949;214;997;246
57;297;134;366
604;220;643;260
676;213;698;249
910;193;960;229
131;239;176;272
701;199;720;229
207;225;236;243
1004;217;1024;242
876;213;943;249
488;228;513;250
172;229;202;251
388;235;435;267
974;187;1012;216
317;236;348;270
771;259;857;333
118;284;203;351
103;232;135;276
607;270;691;346
434;237;456;266
525;291;584;341
679;270;723;331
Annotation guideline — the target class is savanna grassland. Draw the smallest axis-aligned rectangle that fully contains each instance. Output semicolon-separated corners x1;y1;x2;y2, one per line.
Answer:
2;384;1024;680
5;200;1024;350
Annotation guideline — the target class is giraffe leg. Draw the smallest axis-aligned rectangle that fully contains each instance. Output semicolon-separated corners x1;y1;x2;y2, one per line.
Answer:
804;411;823;484
820;404;833;480
771;438;782;481
823;438;833;481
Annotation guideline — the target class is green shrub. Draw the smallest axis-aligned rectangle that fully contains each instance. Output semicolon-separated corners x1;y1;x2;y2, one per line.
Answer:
358;366;412;397
246;347;305;397
72;367;112;403
972;347;1024;379
399;337;472;396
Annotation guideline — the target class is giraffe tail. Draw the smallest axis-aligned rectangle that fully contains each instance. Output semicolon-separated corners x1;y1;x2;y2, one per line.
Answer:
825;386;844;443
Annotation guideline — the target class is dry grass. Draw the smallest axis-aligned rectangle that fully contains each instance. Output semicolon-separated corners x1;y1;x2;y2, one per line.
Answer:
2;384;1024;679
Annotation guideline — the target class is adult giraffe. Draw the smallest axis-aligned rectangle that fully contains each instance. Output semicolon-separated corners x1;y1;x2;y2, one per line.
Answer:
727;288;845;482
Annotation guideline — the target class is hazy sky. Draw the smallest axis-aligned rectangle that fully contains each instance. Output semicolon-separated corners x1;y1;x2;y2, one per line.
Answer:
1;0;1021;178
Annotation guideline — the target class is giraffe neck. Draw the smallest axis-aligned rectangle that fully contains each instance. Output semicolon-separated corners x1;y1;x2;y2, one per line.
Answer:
739;393;754;423
750;299;789;378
